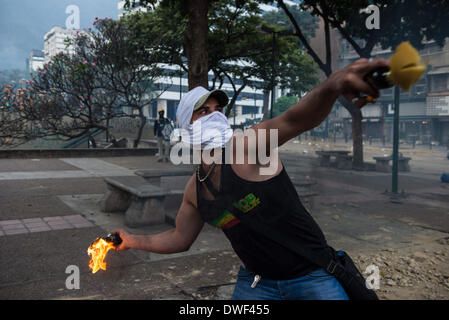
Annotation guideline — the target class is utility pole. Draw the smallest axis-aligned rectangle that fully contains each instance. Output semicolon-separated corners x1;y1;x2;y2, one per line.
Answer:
270;32;276;119
391;86;400;195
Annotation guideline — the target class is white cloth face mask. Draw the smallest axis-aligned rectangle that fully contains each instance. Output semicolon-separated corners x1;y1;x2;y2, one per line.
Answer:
181;111;233;150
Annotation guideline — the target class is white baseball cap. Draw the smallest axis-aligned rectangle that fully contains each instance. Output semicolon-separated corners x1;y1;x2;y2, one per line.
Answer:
176;86;228;130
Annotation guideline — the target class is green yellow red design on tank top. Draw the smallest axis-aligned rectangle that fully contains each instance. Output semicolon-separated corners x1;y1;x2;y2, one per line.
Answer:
211;193;260;229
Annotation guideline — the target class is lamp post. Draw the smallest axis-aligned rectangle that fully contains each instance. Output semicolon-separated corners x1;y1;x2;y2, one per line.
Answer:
178;57;187;112
270;31;276;119
179;66;183;100
256;24;296;119
391;86;400;195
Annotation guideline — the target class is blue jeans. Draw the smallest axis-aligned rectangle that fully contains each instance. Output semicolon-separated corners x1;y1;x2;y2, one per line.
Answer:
231;266;349;300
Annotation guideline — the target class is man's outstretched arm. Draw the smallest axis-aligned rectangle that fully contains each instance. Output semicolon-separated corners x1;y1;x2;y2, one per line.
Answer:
113;176;204;254
252;58;389;148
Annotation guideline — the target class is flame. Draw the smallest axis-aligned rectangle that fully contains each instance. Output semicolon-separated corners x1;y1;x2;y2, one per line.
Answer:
87;238;116;273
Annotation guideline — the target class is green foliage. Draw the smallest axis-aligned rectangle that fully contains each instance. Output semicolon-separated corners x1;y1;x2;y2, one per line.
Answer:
121;6;187;68
8;17;168;144
272;94;299;117
262;3;319;43
121;0;319;114
299;0;449;54
278;50;319;96
0;83;29;146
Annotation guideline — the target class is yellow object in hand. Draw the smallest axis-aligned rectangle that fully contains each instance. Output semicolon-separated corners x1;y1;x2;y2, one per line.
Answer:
388;41;426;92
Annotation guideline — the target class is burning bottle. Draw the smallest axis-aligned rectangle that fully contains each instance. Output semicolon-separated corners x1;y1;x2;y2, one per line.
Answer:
87;233;122;273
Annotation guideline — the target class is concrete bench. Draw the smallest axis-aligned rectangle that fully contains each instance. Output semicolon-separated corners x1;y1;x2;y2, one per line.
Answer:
135;168;193;186
100;176;184;228
316;151;332;167
373;156;411;173
335;154;353;170
368;137;382;145
140;139;158;148
316;150;351;168
373;156;391;172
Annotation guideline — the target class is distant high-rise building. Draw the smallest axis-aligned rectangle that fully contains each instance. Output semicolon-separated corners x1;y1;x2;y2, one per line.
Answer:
27;49;45;72
43;26;78;61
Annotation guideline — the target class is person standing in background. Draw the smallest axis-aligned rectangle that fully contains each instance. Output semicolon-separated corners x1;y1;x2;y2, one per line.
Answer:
153;108;172;162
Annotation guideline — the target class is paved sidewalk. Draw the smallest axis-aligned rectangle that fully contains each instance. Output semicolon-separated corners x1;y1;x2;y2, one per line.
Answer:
0;215;94;236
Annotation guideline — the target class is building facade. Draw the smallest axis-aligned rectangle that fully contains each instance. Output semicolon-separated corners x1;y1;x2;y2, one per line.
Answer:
26;49;45;72
145;64;265;126
43;26;78;61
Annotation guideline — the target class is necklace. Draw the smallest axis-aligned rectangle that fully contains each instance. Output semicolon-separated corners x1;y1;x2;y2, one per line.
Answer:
196;163;216;182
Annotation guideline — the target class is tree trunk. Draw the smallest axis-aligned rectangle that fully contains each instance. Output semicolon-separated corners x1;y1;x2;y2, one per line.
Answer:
134;111;146;148
225;84;246;117
262;89;270;121
278;1;372;171
351;109;364;169
338;97;364;169
185;0;209;89
106;117;110;142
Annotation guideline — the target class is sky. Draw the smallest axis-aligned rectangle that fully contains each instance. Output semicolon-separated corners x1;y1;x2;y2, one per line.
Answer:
0;0;118;70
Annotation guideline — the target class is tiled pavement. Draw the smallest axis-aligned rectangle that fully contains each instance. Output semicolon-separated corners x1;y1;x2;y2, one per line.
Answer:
0;158;134;180
0;215;95;236
0;157;178;238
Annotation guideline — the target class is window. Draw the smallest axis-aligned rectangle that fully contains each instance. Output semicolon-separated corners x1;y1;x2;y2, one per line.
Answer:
430;74;448;92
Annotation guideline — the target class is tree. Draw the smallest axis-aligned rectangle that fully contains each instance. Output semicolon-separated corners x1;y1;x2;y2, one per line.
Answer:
205;0;269;116
277;0;449;168
276;0;366;167
262;2;319;46
25;50;116;145
1;80;80;147
272;95;299;117
82;17;169;147
0;84;31;146
11;18;168;148
247;33;319;119
126;0;211;89
124;0;318;118
1;76;31;148
206;2;319;117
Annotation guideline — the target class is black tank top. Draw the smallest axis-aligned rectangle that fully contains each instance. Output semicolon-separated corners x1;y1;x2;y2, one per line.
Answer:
196;151;329;280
